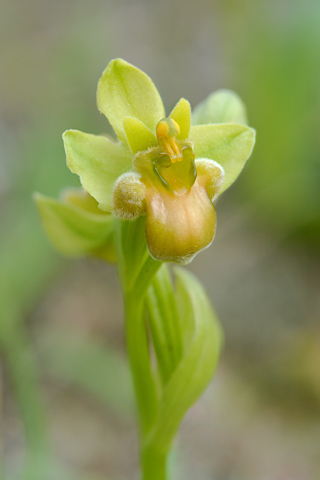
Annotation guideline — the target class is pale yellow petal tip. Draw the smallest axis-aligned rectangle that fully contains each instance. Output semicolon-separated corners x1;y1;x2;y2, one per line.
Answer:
62;129;79;144
62;129;80;166
108;58;135;72
170;98;191;140
113;172;146;220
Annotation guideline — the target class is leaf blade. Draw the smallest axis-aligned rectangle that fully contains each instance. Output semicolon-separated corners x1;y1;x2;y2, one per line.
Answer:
146;268;222;451
97;59;165;142
63;129;133;211
34;192;115;260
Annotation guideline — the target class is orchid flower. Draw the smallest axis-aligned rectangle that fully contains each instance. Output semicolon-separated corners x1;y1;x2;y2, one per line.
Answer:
37;59;255;264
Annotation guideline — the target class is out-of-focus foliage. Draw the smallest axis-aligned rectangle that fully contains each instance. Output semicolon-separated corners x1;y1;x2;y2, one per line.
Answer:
219;0;320;245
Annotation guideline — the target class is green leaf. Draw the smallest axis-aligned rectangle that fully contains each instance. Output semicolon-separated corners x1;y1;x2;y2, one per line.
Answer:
34;191;115;260
63;129;133;211
190;124;256;193
97;59;165;143
170;98;191;140
192;89;248;125
146;265;182;384
145;267;222;451
123;116;157;154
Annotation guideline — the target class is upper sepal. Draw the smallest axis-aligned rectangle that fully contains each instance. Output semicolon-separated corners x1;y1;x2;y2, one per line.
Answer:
34;189;116;262
97;59;165;143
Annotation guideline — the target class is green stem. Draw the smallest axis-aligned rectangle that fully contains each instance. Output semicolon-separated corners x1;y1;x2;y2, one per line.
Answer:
141;445;168;480
115;217;173;479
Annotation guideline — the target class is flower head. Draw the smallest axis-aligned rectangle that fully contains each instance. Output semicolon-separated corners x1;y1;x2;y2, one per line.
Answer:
112;113;224;264
37;59;255;264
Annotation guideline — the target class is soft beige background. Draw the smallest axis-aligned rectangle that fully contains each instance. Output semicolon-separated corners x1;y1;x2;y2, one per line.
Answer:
1;0;320;479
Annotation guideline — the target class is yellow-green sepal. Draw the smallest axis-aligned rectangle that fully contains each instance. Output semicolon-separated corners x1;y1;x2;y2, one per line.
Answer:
97;59;165;143
34;190;116;262
63;129;133;212
190;124;256;193
192;89;248;125
123;117;157;154
169;98;191;140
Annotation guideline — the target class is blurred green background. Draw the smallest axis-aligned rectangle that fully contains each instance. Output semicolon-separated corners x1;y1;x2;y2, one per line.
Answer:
1;0;320;479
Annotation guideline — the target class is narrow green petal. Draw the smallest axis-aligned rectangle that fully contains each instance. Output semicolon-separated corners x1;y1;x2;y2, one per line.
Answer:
192;89;248;125
169;98;191;140
63;129;133;211
97;59;165;142
34;192;115;260
190;124;256;193
123;117;157;154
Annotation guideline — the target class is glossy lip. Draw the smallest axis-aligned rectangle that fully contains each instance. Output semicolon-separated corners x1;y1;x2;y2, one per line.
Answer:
145;179;216;264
